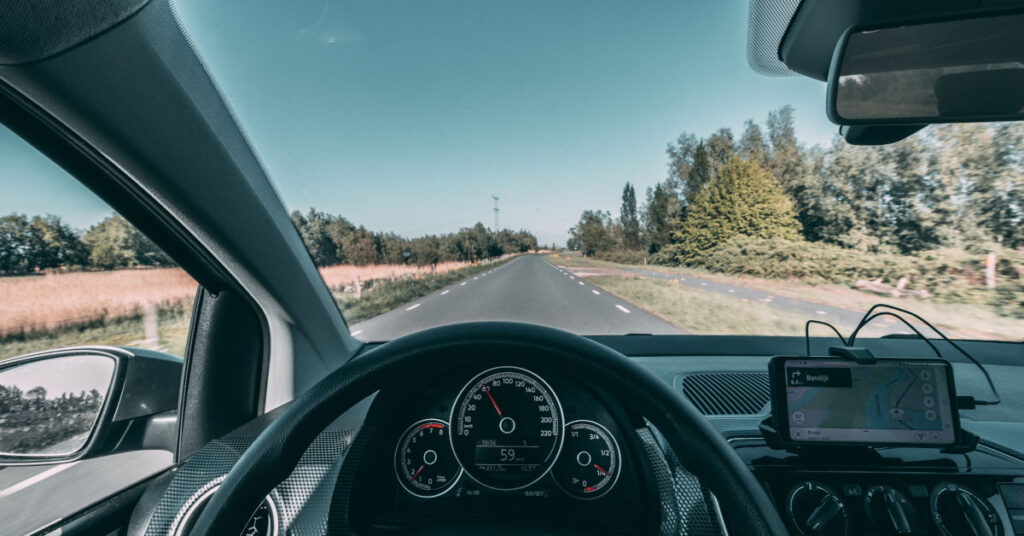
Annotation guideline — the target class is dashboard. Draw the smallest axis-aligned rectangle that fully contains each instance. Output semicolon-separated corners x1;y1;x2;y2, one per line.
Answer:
133;334;1024;536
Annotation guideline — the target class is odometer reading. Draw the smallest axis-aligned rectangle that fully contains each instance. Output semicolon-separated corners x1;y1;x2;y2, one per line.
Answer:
451;367;564;490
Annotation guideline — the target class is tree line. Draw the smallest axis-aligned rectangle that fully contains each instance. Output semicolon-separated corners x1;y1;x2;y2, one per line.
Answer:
291;210;538;266
0;209;538;276
570;106;1024;260
0;213;173;275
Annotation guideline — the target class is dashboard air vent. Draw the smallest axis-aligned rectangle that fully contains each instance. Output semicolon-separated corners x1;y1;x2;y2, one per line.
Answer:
680;372;769;416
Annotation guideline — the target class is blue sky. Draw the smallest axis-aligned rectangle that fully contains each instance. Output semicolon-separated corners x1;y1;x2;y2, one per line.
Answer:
2;1;837;247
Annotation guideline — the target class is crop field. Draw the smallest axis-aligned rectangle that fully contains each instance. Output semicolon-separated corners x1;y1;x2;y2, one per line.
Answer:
0;261;474;360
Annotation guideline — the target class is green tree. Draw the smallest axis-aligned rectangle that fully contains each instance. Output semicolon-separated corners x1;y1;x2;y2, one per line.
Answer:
666;158;800;262
31;215;88;269
642;182;680;254
82;214;174;269
738;120;770;169
0;214;44;274
568;210;616;256
620;182;641;250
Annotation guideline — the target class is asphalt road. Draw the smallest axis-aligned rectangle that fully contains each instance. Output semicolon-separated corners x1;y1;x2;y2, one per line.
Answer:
350;255;682;341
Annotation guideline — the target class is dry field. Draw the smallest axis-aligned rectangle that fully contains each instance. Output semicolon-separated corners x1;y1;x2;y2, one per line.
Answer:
318;261;469;290
0;262;472;340
0;268;198;339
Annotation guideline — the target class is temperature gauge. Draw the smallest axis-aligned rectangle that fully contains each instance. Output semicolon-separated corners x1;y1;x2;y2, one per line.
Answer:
552;420;620;499
395;419;462;498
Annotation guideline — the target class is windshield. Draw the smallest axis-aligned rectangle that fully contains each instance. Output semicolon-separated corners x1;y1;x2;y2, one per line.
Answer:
172;1;1024;343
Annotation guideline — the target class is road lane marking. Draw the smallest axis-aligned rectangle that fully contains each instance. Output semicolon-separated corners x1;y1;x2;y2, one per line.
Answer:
728;289;735;293
615;305;631;314
440;290;450;295
816;310;828;315
460;282;467;286
578;281;584;286
351;330;363;336
406;304;421;311
0;462;80;497
473;277;479;280
569;276;575;280
591;290;600;295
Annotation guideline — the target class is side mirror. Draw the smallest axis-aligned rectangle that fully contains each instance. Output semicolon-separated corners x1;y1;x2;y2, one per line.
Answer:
828;10;1024;125
0;347;181;465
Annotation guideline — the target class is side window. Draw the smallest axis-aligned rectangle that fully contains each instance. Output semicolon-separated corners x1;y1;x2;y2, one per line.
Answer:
0;125;197;360
0;124;195;534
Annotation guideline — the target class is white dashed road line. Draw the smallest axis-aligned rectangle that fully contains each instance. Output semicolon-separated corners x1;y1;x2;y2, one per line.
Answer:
578;281;584;286
816;310;828;315
440;290;450;295
351;329;363;336
406;303;421;311
591;290;600;295
615;305;631;314
460;282;467;286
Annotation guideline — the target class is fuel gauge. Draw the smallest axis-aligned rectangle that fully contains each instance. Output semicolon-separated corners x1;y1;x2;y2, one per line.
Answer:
552;420;620;499
395;419;462;498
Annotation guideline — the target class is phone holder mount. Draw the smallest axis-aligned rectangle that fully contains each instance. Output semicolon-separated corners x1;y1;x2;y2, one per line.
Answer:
759;346;978;456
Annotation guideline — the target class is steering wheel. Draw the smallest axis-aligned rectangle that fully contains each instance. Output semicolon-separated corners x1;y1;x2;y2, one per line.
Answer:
188;322;788;535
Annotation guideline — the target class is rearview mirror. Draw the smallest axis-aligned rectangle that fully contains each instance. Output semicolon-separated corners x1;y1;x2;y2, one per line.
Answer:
828;11;1024;125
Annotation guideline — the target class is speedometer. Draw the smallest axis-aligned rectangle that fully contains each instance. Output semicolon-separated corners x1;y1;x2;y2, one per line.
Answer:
450;366;564;490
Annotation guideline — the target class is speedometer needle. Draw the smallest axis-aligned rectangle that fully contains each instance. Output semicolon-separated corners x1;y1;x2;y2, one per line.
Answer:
485;388;502;415
593;464;610;476
410;466;424;481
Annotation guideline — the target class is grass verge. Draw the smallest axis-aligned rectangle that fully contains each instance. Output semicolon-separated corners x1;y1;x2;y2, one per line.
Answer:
588;275;810;335
552;254;1024;341
334;258;513;324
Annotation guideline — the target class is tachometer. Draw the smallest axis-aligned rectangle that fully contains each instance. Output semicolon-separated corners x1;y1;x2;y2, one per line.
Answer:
395;419;462;498
450;366;564;490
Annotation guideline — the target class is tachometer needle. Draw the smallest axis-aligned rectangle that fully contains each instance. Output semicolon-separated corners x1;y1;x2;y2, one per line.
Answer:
593;464;610;476
410;466;424;481
485;388;502;415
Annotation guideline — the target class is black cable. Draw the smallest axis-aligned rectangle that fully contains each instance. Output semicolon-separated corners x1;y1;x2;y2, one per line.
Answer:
850;303;1001;406
804;319;848;356
854;311;944;359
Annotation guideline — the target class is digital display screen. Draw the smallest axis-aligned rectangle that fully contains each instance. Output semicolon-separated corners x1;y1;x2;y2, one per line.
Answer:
782;359;956;445
472;441;544;473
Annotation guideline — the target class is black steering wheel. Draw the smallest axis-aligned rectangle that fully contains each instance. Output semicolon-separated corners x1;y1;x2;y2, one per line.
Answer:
188;322;788;535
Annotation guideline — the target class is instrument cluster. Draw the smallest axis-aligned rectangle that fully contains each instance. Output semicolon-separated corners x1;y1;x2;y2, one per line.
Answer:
393;366;623;501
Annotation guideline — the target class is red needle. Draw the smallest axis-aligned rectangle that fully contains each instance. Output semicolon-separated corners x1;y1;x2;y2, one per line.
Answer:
593;464;610;476
485;388;502;415
410;466;424;481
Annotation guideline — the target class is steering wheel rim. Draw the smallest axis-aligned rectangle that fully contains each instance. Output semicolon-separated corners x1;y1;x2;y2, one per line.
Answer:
188;322;787;535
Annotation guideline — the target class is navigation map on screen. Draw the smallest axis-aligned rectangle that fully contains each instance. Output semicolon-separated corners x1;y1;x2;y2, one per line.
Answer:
783;359;956;445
